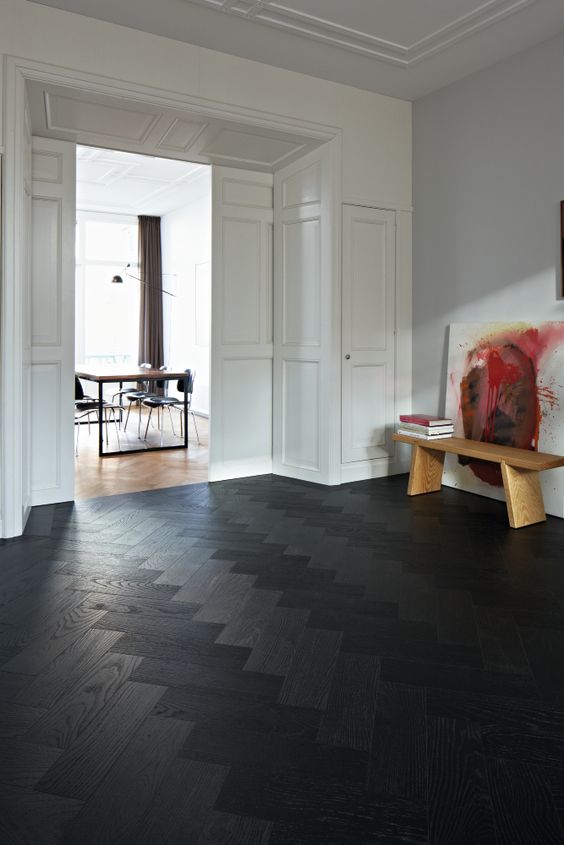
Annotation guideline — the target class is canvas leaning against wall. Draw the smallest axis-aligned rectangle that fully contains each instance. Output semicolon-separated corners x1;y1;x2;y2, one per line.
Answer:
443;322;564;518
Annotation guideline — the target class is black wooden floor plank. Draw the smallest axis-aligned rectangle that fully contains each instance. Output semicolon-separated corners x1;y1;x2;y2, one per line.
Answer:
196;811;273;845
36;681;165;799
133;758;228;845
474;606;532;675
62;715;193;844
367;681;427;801
278;628;342;710
26;651;143;749
244;607;310;676
427;716;496;844
487;757;564;845
316;652;380;751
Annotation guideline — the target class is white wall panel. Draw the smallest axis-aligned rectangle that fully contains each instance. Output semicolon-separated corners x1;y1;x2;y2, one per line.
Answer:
282;218;321;347
32;150;62;183
222;357;272;466
282;162;321;209
222;179;273;210
282;359;319;471
222;218;261;345
350;217;387;351
351;364;386;450
31;197;61;347
31;362;60;492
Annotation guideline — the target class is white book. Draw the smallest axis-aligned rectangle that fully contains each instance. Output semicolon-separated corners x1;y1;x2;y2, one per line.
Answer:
398;422;454;435
397;428;453;440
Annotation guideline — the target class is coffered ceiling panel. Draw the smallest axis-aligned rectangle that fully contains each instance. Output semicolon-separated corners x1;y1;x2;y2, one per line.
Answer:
29;0;564;98
201;129;303;166
27;81;321;172
46;92;160;143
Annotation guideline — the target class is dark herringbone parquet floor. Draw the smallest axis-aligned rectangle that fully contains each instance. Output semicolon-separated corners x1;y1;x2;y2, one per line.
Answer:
1;473;564;844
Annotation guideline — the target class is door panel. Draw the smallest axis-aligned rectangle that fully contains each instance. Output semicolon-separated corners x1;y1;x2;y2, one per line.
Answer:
273;142;339;486
30;137;76;505
342;205;396;464
209;167;273;482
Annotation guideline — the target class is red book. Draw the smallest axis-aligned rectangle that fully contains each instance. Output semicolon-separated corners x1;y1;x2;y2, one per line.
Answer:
399;414;452;427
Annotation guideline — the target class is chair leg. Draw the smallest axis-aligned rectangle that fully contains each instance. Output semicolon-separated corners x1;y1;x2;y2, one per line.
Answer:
138;401;143;439
124;402;132;432
191;412;200;445
144;407;153;440
112;409;120;448
168;405;176;436
75;422;80;457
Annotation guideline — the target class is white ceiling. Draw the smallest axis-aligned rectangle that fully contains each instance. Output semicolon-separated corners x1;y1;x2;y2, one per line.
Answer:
29;0;564;99
27;80;321;172
75;146;208;216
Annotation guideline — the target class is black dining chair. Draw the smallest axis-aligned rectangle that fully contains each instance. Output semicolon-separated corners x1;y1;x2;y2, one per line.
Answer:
142;369;200;444
74;377;121;455
123;365;166;438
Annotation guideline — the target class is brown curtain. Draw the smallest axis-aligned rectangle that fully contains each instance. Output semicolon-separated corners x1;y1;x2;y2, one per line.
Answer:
138;215;164;368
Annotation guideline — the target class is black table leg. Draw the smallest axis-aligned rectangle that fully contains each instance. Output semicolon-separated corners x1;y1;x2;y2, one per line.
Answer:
184;382;188;449
98;381;104;457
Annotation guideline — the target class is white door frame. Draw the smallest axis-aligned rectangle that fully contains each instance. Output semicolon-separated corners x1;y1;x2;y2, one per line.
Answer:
1;55;341;537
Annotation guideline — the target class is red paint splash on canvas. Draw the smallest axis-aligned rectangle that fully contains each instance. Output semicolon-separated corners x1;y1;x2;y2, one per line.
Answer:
458;325;564;486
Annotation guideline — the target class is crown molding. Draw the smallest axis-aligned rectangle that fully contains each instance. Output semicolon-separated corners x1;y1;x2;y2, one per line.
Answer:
185;0;536;67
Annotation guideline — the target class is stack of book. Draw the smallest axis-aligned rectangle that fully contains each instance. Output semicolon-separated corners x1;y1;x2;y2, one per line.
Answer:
397;414;454;440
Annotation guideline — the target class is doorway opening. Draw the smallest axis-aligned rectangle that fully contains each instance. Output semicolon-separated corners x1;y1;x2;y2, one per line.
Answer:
73;145;211;499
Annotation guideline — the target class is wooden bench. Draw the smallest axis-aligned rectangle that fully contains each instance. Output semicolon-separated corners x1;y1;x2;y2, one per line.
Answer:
392;434;564;529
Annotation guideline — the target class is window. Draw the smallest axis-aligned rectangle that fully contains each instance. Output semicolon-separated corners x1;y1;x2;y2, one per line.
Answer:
75;213;139;366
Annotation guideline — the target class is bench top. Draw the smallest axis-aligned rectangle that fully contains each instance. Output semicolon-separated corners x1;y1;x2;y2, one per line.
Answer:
392;434;564;472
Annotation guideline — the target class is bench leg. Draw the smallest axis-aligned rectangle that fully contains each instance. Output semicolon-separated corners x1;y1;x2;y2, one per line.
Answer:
501;462;546;529
407;445;446;496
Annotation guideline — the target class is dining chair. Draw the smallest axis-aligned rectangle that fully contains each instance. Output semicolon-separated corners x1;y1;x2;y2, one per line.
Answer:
74;377;121;455
142;369;200;444
123;365;166;438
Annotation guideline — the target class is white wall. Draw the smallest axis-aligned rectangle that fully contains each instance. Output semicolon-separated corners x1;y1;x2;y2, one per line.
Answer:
160;169;211;414
0;0;411;210
413;30;564;415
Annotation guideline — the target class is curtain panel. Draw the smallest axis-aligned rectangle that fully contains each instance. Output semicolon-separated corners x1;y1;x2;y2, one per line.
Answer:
138;215;164;370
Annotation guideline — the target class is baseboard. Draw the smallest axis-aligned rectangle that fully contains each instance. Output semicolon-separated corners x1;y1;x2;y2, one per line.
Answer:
208;457;272;482
340;457;408;483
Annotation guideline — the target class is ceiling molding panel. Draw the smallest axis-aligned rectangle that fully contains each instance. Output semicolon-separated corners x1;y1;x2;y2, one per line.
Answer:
200;127;304;166
185;0;537;66
45;92;160;143
156;118;208;153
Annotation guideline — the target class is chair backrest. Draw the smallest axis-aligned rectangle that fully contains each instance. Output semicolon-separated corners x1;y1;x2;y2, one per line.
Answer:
75;377;85;400
177;369;194;395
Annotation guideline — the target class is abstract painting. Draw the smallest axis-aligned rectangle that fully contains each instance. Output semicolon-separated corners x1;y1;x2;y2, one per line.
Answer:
443;322;564;517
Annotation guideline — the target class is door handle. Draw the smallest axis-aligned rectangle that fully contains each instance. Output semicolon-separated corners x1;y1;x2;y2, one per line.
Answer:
345;354;350;360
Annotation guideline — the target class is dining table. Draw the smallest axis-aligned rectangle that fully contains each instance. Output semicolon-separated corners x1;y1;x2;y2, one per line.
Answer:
75;364;189;457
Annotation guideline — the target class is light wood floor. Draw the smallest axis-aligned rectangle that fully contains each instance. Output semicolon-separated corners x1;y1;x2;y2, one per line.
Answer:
74;408;208;500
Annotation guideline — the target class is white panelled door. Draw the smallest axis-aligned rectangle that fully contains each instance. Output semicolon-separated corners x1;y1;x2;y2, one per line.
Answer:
342;204;396;464
273;142;339;485
209;166;273;481
30;137;76;505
